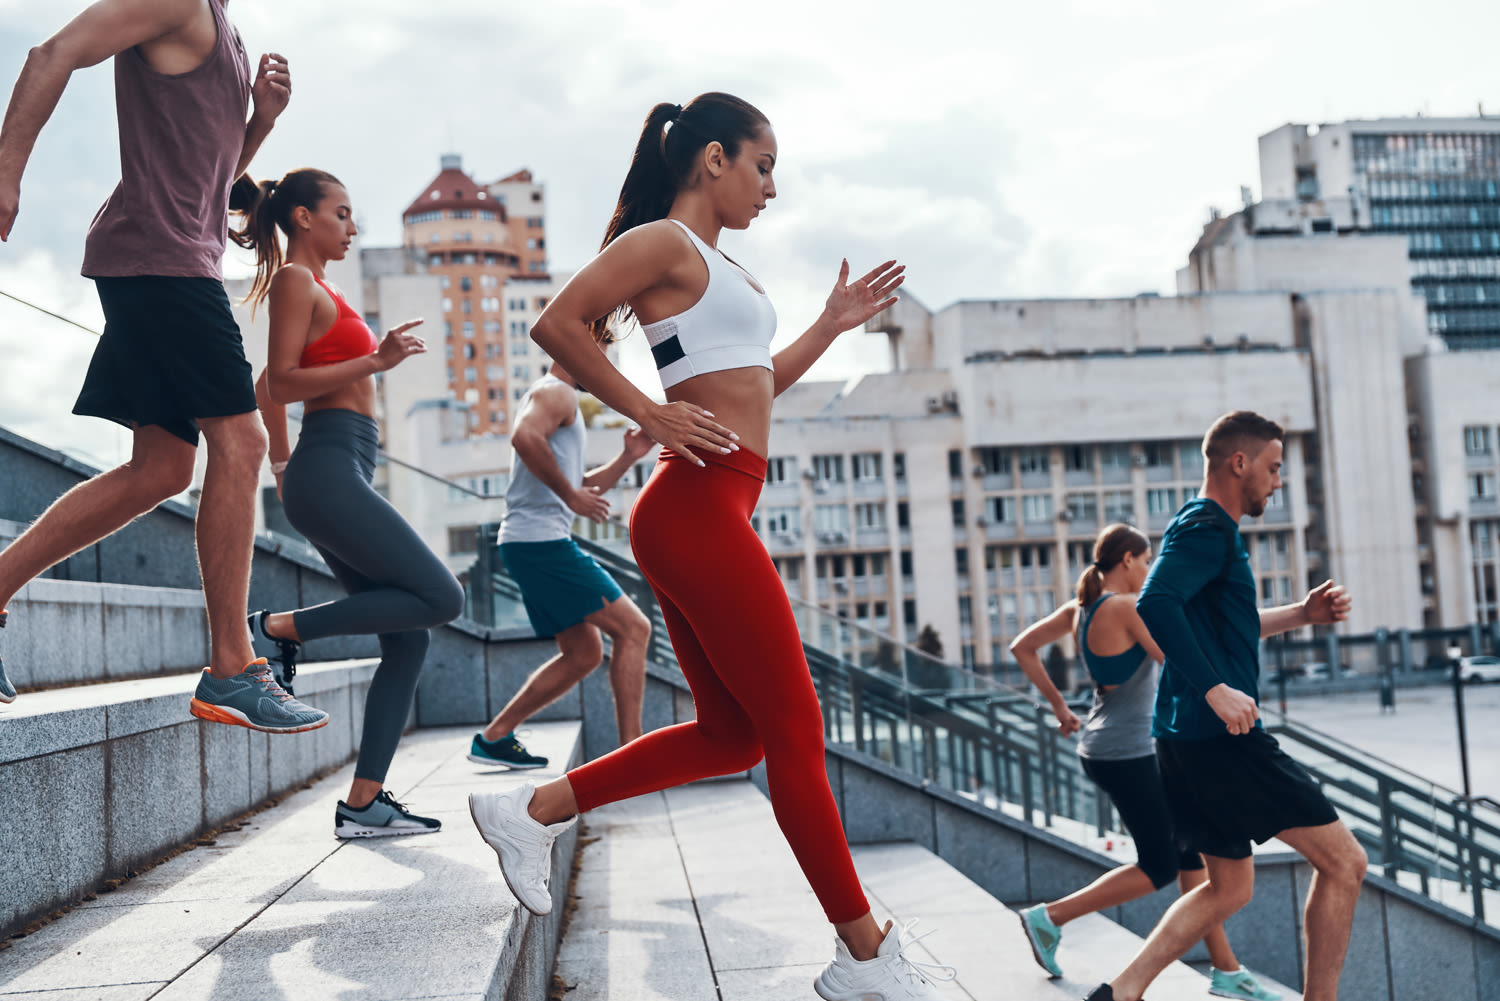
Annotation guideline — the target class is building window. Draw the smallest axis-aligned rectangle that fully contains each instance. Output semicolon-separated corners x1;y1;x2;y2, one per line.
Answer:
1065;493;1097;521
463;366;477;382
1021;493;1052;522
1142;442;1172;469
462;344;475;361
893;452;906;481
948;450;963;479
447;525;479;556
814;505;849;535
897;502;910;528
900;551;914;578
1178;440;1204;473
1018;447;1049;475
955;549;970;574
1099;443;1131;473
976;446;1011;475
1471;472;1497;501
851;452;883;482
463;321;475;338
854;503;886;530
811;454;845;483
1062;445;1092;474
460;276;472;292
1466;426;1493;456
951;498;966;526
765;456;796;485
903;599;917;628
441;297;452;312
1147;488;1178;515
958;595;973;625
1103;490;1134;523
763;506;798;534
985;496;1015;523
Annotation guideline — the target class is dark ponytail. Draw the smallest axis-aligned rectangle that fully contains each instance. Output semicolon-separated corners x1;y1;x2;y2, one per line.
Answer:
229;167;343;312
591;92;769;342
1075;523;1150;608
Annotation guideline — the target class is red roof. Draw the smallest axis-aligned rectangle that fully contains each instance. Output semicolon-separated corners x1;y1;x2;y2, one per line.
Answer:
402;167;497;218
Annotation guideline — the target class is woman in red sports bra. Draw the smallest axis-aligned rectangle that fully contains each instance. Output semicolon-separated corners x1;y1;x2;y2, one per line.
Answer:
229;169;466;839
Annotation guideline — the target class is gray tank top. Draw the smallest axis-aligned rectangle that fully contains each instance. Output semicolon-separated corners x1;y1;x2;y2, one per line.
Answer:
1076;594;1159;761
499;376;585;544
82;0;251;279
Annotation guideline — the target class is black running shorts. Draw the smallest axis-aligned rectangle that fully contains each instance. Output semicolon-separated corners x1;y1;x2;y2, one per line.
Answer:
1156;727;1339;860
74;277;257;446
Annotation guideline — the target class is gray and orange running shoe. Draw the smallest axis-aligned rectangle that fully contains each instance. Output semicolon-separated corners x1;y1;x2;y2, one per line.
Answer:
189;658;328;733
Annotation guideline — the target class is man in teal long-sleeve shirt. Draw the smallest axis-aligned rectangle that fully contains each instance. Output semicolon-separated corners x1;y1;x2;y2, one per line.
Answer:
1084;412;1365;1001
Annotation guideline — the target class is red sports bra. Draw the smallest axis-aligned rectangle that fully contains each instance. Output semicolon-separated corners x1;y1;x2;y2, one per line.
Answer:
300;276;378;368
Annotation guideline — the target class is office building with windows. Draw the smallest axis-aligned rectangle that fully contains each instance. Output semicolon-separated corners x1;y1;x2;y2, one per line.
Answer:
1208;116;1500;350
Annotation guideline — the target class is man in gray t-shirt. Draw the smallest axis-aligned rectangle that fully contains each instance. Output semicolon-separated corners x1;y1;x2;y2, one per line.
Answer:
468;363;656;769
0;1;321;732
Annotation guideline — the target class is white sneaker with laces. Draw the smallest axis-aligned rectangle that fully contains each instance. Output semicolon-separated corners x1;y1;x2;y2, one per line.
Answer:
468;781;576;915
813;918;957;1001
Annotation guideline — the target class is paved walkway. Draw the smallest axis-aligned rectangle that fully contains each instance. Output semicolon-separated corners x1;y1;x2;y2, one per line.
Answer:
0;722;580;1001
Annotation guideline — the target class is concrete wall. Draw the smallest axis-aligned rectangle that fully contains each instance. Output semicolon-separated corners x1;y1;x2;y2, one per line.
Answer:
0;660;379;938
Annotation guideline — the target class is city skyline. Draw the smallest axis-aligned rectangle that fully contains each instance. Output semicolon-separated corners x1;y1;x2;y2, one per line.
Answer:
0;0;1496;466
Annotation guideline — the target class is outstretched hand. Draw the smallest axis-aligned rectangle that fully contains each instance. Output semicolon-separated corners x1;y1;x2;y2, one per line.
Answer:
622;426;655;461
375;319;426;371
822;259;905;335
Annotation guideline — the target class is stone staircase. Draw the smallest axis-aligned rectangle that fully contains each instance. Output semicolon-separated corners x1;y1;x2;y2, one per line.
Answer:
0;721;582;1001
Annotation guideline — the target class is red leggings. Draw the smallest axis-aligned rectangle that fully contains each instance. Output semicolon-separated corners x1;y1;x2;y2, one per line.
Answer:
567;448;870;924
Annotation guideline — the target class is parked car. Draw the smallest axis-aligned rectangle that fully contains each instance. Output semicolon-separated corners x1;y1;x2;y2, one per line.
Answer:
1459;655;1500;684
1266;662;1334;684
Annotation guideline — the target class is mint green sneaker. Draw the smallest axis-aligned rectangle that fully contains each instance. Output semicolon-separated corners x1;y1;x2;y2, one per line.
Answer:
0;609;16;704
1210;967;1282;1000
1018;903;1063;977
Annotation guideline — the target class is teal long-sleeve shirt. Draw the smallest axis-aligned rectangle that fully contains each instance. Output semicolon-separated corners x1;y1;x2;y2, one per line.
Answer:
1138;497;1263;741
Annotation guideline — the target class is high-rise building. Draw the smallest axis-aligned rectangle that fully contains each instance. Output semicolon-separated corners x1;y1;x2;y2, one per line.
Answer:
1241;117;1500;350
400;155;550;436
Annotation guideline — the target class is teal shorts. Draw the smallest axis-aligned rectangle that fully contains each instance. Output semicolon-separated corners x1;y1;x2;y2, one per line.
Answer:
499;538;624;637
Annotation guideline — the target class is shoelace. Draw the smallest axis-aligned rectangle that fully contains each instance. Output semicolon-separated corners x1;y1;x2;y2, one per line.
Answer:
887;919;958;986
375;790;413;815
246;663;297;704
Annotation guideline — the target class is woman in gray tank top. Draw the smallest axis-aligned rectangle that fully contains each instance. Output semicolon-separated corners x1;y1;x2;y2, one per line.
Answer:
1008;525;1280;1000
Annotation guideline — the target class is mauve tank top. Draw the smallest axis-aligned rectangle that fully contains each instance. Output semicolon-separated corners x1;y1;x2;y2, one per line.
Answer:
81;0;251;280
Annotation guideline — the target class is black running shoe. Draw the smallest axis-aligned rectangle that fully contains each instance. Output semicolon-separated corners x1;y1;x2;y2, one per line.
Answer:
0;609;15;704
467;731;549;769
334;790;441;839
249;609;301;693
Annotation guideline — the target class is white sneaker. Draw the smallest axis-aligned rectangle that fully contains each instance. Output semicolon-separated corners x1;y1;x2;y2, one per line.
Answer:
814;918;957;1000
467;782;576;915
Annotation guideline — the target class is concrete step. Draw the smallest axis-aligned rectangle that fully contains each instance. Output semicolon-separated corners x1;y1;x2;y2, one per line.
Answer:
0;659;383;937
557;778;1301;1001
0;721;583;1001
2;576;209;690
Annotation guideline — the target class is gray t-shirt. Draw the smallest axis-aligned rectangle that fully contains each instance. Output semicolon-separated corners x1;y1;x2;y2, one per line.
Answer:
498;376;584;544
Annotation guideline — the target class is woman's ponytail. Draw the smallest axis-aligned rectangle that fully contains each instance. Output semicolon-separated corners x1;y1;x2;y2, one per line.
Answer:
229;175;283;312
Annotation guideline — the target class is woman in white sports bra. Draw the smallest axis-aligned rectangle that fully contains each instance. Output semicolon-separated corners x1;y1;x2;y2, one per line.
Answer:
465;93;956;1000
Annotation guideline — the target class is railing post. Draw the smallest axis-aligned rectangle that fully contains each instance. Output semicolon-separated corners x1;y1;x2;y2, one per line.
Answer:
850;675;865;754
1035;704;1055;827
1377;776;1398;881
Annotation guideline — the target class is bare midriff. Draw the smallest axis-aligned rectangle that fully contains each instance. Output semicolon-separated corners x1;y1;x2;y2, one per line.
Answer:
665;366;776;459
305;378;376;420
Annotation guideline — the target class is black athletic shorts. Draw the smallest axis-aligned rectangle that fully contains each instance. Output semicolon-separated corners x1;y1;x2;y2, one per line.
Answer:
1156;727;1339;860
74;277;257;446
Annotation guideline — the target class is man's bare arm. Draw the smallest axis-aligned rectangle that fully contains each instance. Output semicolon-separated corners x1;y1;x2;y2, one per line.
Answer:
0;0;203;239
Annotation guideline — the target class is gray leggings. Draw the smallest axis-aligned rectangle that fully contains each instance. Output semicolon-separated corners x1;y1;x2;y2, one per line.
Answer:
281;409;465;782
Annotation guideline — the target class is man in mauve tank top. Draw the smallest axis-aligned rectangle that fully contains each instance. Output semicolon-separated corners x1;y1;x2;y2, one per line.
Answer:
0;0;328;734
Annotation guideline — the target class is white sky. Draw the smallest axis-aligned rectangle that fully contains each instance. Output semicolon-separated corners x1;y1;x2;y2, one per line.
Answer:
0;0;1497;466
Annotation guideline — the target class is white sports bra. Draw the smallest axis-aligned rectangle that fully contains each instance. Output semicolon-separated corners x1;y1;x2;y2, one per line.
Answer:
641;219;778;389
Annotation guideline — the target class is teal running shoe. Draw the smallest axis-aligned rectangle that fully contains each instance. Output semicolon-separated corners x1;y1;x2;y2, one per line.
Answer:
1210;967;1282;1000
468;731;548;769
0;609;15;704
189;659;328;733
1019;903;1063;977
335;790;441;839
